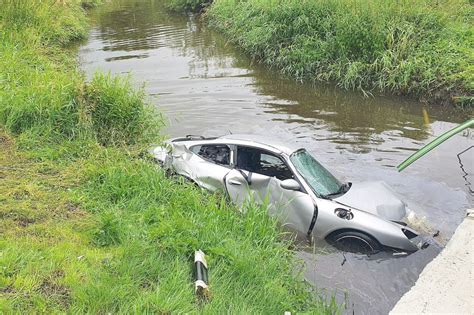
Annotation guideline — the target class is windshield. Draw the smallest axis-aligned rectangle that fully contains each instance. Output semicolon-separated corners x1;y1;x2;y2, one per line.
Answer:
290;149;345;197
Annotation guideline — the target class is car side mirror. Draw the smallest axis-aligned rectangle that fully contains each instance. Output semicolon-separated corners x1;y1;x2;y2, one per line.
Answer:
280;179;301;191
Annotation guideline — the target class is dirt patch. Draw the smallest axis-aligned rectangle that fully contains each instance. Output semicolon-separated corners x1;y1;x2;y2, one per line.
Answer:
39;270;71;308
10;188;32;200
0;211;38;228
17;216;36;227
60;201;88;220
65;201;80;212
140;279;155;291
0;284;16;294
0;133;12;146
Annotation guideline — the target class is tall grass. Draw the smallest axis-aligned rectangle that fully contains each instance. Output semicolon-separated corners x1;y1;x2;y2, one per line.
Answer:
0;0;158;145
0;0;336;312
81;73;162;146
166;0;213;12
205;0;473;107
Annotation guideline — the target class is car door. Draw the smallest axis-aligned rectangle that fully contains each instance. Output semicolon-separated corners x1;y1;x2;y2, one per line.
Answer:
266;179;316;235
224;146;315;234
180;143;232;191
224;169;272;207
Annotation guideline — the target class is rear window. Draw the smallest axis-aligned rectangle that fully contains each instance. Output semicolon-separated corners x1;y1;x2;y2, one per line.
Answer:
191;144;230;166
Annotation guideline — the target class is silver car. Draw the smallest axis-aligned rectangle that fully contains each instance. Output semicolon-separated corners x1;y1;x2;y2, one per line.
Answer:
152;134;422;253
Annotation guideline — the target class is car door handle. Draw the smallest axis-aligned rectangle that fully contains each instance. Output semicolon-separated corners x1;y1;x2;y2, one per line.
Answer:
228;180;242;185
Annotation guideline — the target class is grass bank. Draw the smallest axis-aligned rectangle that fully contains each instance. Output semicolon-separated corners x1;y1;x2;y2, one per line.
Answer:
0;0;336;312
172;0;473;107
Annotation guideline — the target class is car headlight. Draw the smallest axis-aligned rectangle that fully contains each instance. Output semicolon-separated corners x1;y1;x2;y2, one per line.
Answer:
334;208;354;220
402;228;418;240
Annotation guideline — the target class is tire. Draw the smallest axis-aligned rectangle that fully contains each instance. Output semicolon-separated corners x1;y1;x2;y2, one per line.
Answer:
327;231;381;254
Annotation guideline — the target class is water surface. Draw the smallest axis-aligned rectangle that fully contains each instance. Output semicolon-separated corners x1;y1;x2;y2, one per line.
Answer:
79;1;473;313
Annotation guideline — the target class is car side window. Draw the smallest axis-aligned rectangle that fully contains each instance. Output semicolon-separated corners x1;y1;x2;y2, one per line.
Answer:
236;146;293;180
191;144;230;166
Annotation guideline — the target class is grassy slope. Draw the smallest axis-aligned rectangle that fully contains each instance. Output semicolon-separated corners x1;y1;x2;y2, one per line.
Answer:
179;0;473;107
0;0;335;313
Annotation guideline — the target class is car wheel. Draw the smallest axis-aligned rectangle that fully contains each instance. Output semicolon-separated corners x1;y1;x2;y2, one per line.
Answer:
327;231;381;254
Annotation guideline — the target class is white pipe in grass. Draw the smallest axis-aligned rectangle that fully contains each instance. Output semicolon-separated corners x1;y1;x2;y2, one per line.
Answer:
194;250;209;297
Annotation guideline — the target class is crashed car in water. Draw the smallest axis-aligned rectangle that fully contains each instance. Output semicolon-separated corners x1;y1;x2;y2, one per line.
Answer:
151;134;423;253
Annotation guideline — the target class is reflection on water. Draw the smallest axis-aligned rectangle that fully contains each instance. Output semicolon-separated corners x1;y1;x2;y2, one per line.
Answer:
79;0;473;313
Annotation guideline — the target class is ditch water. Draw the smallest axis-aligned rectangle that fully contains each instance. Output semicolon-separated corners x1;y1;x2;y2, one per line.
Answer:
78;1;473;313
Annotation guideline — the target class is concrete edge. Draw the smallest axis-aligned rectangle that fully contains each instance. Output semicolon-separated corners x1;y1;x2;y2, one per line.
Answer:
390;209;474;314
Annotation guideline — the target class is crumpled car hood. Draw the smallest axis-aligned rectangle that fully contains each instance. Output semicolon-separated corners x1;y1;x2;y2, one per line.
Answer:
333;181;407;221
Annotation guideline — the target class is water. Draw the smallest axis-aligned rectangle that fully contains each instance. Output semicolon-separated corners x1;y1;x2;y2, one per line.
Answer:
78;1;473;313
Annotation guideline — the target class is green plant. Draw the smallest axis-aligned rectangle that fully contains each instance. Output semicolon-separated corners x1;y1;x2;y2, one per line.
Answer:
166;0;213;12
81;73;162;146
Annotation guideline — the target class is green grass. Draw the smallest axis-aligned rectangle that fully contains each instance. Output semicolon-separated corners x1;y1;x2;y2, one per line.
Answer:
192;0;473;107
0;0;337;312
166;0;213;12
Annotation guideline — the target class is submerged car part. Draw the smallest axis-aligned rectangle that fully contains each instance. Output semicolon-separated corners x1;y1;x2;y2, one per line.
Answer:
327;230;381;254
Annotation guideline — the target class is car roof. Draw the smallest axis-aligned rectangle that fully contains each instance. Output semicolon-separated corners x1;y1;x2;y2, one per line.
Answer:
217;134;301;155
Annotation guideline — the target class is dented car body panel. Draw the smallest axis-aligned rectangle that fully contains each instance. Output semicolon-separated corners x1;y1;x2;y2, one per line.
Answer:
152;134;421;252
334;181;407;221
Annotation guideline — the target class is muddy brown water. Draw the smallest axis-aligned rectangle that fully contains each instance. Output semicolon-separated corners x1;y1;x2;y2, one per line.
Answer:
78;1;473;313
